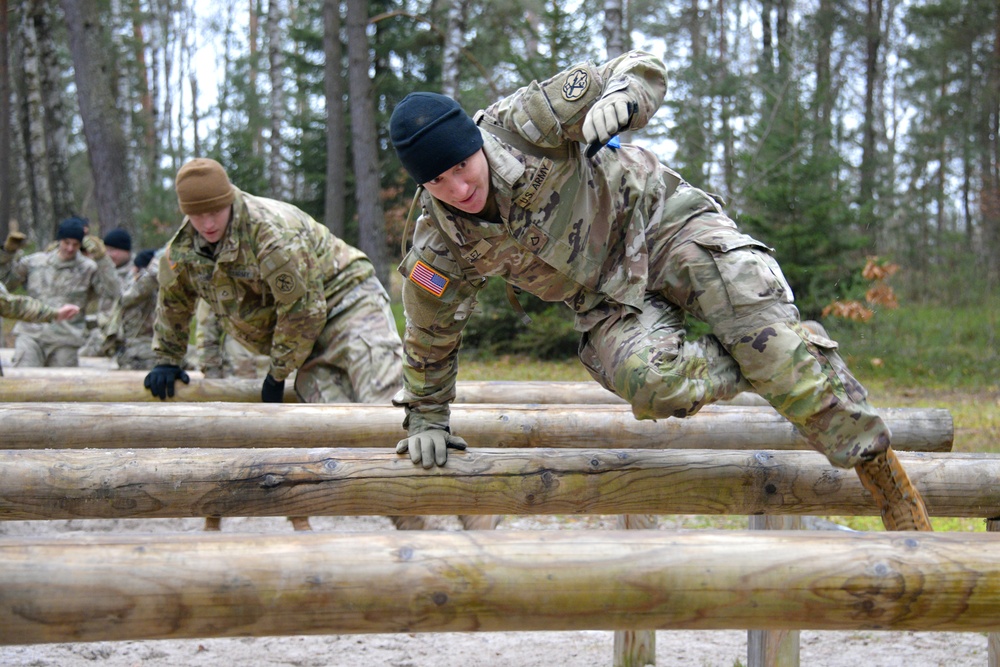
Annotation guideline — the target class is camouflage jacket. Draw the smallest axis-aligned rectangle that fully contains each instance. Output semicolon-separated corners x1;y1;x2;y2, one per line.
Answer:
154;189;372;381
398;50;687;430
104;253;160;349
0;247;121;347
0;281;59;323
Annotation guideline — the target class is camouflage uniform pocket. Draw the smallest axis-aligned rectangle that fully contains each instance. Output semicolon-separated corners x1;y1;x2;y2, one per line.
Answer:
692;230;794;311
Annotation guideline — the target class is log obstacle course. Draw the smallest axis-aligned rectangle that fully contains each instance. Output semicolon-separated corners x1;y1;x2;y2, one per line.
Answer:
0;401;953;451
1;448;995;521
0;374;995;667
3;531;1000;645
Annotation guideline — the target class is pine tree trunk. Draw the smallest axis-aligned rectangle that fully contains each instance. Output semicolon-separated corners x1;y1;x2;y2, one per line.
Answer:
61;0;136;234
346;0;388;287
16;4;52;239
323;0;345;237
267;0;285;197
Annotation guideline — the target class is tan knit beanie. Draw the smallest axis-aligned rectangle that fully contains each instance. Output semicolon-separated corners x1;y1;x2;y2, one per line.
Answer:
175;158;236;215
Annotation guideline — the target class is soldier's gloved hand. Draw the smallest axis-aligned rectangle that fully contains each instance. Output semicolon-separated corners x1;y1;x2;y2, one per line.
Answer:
396;428;468;469
261;374;285;403
143;364;190;400
582;93;635;146
4;231;26;253
81;235;106;260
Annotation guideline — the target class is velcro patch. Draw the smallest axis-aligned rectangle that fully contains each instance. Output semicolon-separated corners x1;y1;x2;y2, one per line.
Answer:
409;260;449;297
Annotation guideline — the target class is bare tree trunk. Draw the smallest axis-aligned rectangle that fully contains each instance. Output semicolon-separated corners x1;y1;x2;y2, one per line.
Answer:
131;0;156;183
602;0;625;59
61;0;136;234
323;0;345;237
33;0;73;222
859;0;884;242
440;0;467;98
16;4;52;239
0;0;11;238
250;0;263;158
267;0;286;197
345;0;388;286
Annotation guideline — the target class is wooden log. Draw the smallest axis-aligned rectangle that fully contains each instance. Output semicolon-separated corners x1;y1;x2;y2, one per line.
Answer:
2;530;1000;645
0;448;993;521
0;402;953;452
0;371;769;405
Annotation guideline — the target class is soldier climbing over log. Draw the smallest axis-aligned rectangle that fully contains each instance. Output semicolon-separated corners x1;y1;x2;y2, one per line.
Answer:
388;49;932;532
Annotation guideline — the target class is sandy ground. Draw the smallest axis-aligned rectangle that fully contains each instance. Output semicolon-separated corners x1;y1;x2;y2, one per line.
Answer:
0;514;991;667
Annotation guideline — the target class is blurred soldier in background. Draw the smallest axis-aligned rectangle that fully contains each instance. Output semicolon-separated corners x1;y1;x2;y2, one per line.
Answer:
1;217;120;367
81;228;134;357
100;248;160;370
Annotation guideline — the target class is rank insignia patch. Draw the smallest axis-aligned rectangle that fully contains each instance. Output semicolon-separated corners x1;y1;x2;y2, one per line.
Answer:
409;260;449;297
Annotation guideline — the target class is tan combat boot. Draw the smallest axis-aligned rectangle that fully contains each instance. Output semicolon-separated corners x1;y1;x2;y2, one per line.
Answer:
854;448;932;531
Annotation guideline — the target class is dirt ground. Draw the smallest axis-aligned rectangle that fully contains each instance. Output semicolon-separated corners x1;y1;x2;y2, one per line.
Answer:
0;514;990;667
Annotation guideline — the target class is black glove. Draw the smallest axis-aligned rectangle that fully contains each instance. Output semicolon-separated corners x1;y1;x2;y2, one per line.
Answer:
143;364;190;400
261;374;285;403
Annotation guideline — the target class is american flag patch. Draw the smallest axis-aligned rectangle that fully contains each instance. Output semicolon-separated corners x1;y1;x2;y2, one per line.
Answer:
409;260;449;297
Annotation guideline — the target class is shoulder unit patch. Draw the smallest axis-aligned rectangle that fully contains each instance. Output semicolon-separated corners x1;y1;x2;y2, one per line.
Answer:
562;68;590;101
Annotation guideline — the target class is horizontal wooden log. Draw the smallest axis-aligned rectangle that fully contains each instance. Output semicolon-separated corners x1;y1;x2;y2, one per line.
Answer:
0;402;952;452
2;530;999;644
0;371;638;404
0;369;773;406
0;449;992;520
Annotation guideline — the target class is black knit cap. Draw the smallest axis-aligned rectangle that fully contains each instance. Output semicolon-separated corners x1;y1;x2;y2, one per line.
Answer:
57;217;87;242
134;248;157;269
390;92;484;184
103;228;132;251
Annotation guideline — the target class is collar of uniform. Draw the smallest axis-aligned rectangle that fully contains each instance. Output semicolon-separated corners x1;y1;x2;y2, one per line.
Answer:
212;189;245;264
46;248;85;269
481;130;524;196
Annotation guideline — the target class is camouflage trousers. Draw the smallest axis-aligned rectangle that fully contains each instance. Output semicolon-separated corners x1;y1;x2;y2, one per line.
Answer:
13;334;79;367
115;337;158;371
293;275;404;404
578;185;889;469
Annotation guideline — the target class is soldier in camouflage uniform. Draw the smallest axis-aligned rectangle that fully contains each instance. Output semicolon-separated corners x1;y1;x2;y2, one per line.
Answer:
388;50;932;531
0;218;121;367
0;281;80;324
100;248;160;370
144;157;423;532
195;298;270;379
81;228;135;357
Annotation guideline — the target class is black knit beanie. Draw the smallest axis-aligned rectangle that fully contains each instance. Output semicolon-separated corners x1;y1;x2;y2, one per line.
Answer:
103;228;132;251
57;217;87;242
389;92;484;184
134;248;157;269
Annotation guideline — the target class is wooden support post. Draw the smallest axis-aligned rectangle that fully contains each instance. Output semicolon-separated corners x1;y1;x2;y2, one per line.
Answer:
2;531;1000;645
748;515;803;667
0;448;993;521
0;402;953;452
614;513;658;667
990;517;1000;667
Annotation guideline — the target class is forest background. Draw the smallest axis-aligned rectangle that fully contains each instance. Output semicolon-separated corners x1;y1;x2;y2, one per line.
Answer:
0;0;998;391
